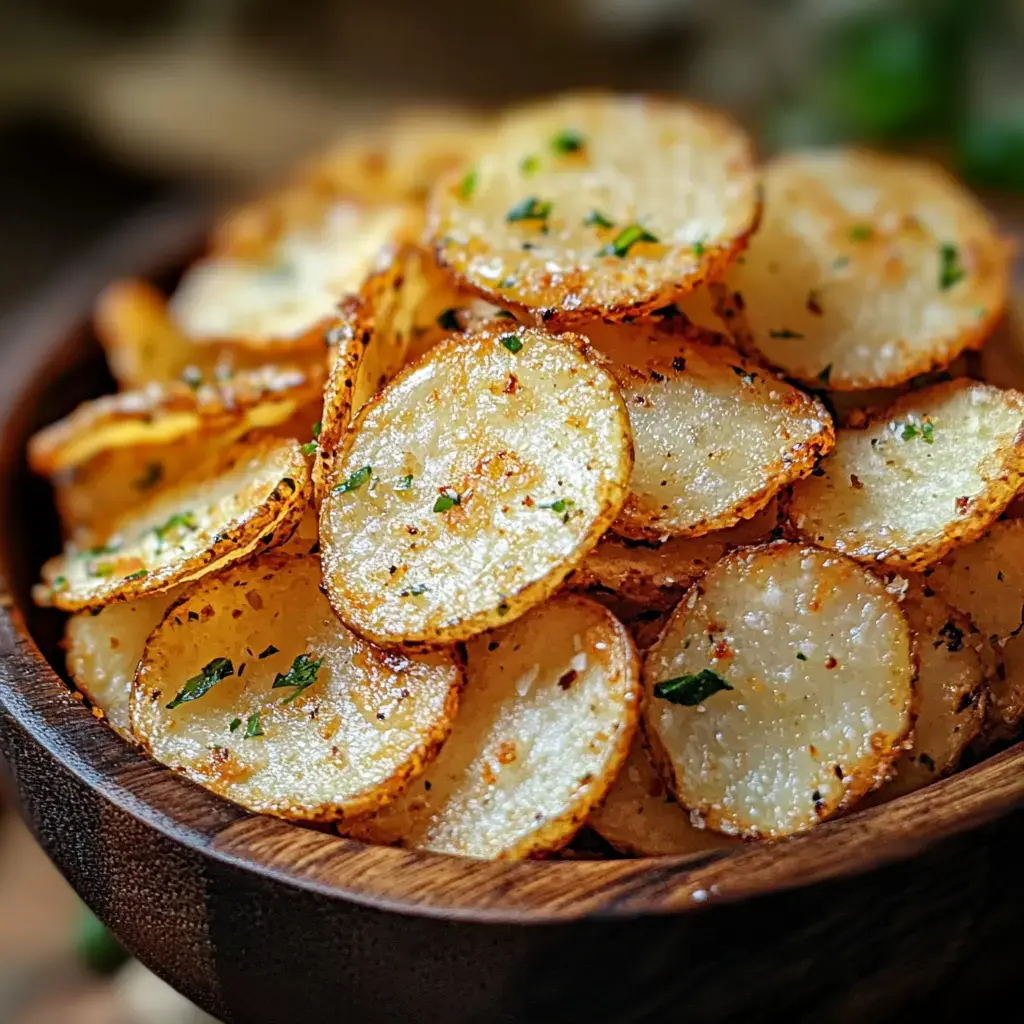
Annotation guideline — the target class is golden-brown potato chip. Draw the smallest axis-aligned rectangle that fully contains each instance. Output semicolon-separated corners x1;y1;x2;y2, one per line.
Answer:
65;586;186;739
643;542;914;838
786;380;1024;570
589;739;735;857
430;92;760;321
344;594;638;858
583;322;832;538
724;150;1009;390
36;438;309;611
320;323;633;647
131;554;463;822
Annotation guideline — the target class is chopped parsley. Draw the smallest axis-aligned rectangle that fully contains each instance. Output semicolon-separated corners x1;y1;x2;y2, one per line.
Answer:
769;328;804;339
334;465;372;494
133;461;163;490
796;651;808;661
82;542;120;559
584;209;613;229
124;569;148;581
459;167;478;199
654;669;733;706
597;224;658;258
312;420;322;439
436;307;463;331
153;512;197;545
92;563;115;578
520;154;540;175
272;653;323;704
166;657;234;709
229;717;242;732
499;334;523;353
52;575;68;592
433;488;462;513
396;474;414;490
692;239;705;257
551;127;585;154
939;243;965;291
258;644;279;660
301;440;318;456
538;497;576;522
816;364;833;386
243;711;265;739
897;420;934;443
506;196;552;223
849;224;874;242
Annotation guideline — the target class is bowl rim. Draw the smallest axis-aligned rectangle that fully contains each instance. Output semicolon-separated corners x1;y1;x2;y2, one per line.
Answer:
2;198;1024;926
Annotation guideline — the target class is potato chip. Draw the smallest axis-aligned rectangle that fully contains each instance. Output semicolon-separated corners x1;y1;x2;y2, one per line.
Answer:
131;554;463;821
589;739;735;857
786;380;1024;570
926;520;1024;738
65;586;186;739
320;323;633;647
430;92;760;321
35;438;309;611
344;594;638;858
643;542;914;838
724;150;1009;389
582;322;832;538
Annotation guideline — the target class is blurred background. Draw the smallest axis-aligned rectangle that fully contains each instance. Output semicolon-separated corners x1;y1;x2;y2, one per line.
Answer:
0;0;1021;1020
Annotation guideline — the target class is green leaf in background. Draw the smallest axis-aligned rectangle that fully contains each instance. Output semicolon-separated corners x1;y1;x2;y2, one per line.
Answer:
957;117;1024;194
75;905;129;975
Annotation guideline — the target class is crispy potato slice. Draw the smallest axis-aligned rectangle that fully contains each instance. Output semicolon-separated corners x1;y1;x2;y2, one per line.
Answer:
724;150;1009;390
35;438;309;611
869;584;986;800
430;92;760;321
172;201;409;353
299;107;487;203
786;380;1024;570
29;364;323;477
572;498;781;609
320;323;633;647
589;739;735;857
131;554;463;822
927;520;1024;738
582;322;832;538
65;586;186;739
344;594;639;858
643;542;914;838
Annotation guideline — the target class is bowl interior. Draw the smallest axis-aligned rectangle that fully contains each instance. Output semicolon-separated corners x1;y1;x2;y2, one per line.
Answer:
3;202;1024;924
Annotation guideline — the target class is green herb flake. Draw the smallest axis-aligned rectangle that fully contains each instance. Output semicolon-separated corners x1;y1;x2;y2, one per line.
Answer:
922;421;935;444
817;364;833;386
520;154;540;175
258;644;279;660
436;307;463;331
124;569;148;581
312;420;322;440
848;224;874;242
272;653;323;705
506;196;552;223
229;717;242;732
301;441;318;456
538;497;577;523
459;167;478;199
166;657;234;709
499;334;523;353
92;563;115;578
334;465;372;495
396;474;414;491
769;328;804;339
153;511;197;546
551;127;585;154
654;668;733;706
898;420;934;443
52;575;68;592
433;488;462;513
692;239;705;257
244;711;265;739
939;244;965;291
583;209;613;229
597;224;659;259
796;651;807;662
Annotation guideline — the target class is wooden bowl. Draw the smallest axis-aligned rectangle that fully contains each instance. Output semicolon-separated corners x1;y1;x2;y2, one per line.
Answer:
3;202;1024;1023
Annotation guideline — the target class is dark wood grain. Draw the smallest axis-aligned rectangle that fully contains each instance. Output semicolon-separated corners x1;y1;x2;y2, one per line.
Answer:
2;201;1024;1022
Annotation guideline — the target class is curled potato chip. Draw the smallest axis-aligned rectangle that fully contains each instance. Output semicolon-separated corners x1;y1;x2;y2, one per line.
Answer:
172;201;410;353
36;438;309;611
786;380;1024;570
572;498;781;610
868;584;986;800
29;364;323;478
927;520;1024;737
724;150;1009;390
643;542;914;838
589;740;735;857
131;554;463;821
344;594;639;858
583;323;832;538
430;92;760;321
320;323;633;647
65;586;186;739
